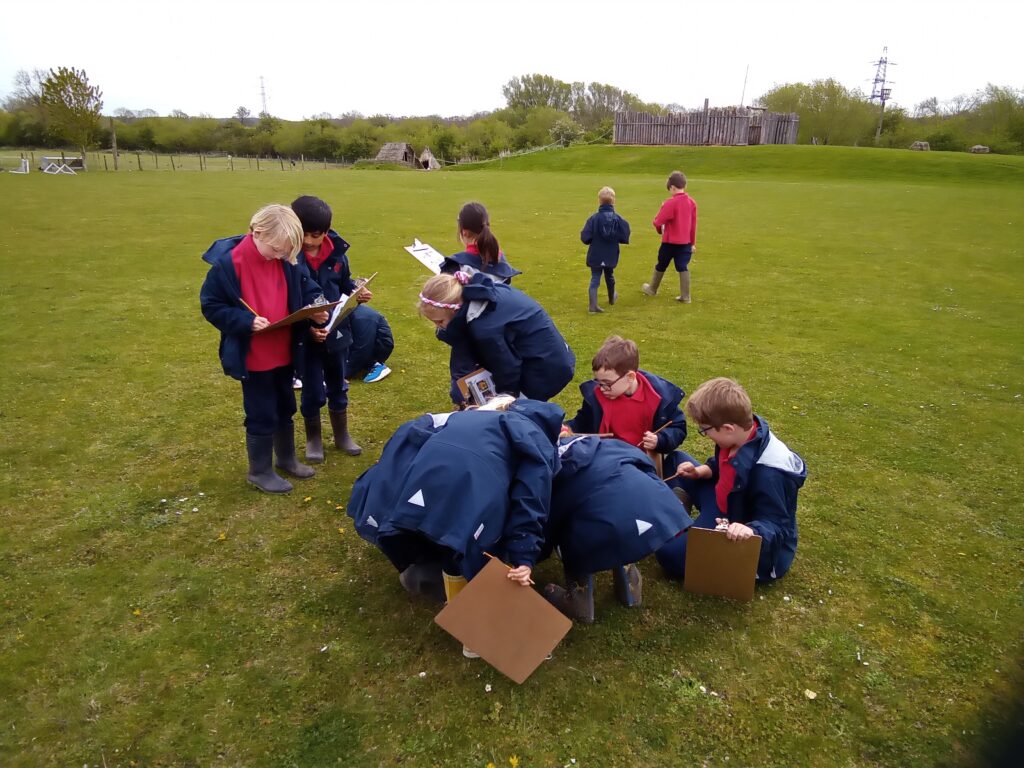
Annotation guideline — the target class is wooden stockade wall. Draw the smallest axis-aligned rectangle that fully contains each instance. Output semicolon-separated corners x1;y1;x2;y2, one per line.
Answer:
614;108;799;146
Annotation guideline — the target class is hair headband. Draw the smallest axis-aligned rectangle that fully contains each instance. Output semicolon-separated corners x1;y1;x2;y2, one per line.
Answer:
419;271;469;310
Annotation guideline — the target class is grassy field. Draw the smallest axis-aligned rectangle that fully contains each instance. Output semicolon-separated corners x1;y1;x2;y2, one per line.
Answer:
1;145;1022;767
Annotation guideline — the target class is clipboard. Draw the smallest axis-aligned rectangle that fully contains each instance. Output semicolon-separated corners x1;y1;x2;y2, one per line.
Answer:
456;368;497;406
435;557;572;684
404;238;445;274
326;272;378;333
683;527;762;602
254;299;344;334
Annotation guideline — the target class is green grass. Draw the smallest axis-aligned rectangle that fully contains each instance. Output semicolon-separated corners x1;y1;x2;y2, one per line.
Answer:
1;146;1022;767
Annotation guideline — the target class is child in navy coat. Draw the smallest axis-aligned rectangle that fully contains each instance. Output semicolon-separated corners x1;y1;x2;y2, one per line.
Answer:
199;204;328;493
419;272;576;406
291;196;370;461
580;186;630;313
441;201;521;284
655;377;807;583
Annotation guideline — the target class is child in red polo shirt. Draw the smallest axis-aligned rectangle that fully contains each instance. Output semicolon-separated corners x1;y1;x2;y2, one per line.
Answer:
557;335;689;615
642;170;698;303
200;204;329;493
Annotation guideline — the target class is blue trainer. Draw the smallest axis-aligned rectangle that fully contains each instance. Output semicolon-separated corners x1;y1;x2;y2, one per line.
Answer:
363;363;392;383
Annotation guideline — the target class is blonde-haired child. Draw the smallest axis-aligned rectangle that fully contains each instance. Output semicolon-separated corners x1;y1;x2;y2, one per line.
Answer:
200;204;329;493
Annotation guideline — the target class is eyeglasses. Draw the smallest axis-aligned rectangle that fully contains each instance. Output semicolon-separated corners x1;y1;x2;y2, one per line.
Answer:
697;424;719;436
592;372;628;391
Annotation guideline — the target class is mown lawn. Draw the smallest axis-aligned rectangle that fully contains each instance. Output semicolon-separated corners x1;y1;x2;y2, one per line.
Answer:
1;146;1021;767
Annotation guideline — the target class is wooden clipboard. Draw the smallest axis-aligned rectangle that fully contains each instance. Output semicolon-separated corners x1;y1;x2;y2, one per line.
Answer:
434;558;572;684
254;299;344;334
683;527;762;602
326;272;378;333
456;368;497;406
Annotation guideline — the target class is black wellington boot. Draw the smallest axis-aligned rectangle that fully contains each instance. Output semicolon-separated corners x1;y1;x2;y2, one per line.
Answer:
246;433;292;494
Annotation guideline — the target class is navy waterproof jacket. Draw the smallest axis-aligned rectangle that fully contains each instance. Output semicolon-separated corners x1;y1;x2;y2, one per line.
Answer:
296;230;358;352
581;204;631;268
441;250;521;283
547;436;692;574
347;304;394;374
199;235;324;381
704;416;807;581
439;273;575;403
566;370;688;476
347;400;564;578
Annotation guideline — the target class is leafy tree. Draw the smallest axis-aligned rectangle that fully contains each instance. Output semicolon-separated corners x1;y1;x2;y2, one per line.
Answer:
756;79;876;145
2;68;46;113
40;67;104;165
550;116;582;146
169;109;189;119
235;106;251;121
503;74;575;112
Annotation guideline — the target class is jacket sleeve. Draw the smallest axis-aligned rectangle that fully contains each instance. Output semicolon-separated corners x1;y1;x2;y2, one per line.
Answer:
618;215;631;244
580;215;594;245
654;406;688;453
653;199;673;232
691;199;698;245
447;344;479;405
337;255;358;296
566;394;597;434
500;418;558;567
200;263;253;336
745;468;795;554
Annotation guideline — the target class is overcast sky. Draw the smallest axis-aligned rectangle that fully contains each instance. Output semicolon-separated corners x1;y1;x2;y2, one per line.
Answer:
2;0;1020;119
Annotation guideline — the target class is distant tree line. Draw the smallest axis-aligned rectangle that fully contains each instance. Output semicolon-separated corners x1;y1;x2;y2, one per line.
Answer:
3;68;1022;160
756;79;1024;153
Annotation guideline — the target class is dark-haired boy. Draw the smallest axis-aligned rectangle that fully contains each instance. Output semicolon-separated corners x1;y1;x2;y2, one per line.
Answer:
291;195;372;461
655;377;807;583
561;335;688;608
642;170;697;303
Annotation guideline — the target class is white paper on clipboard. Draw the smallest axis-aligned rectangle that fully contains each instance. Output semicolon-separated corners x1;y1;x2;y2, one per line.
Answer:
405;238;445;274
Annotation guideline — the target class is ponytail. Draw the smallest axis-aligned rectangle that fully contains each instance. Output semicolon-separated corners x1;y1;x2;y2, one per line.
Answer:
458;201;501;267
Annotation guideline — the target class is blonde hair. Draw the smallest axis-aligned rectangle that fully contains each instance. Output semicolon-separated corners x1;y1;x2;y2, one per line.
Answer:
686;377;753;430
418;273;464;315
598;186;615;205
249;204;303;265
592;335;638;375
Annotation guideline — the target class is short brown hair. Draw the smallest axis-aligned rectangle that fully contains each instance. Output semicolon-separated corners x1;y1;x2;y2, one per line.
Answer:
686;377;753;429
598;186;615;205
667;170;687;190
592;335;639;376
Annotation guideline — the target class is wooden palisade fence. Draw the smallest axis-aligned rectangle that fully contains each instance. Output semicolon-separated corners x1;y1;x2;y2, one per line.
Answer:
614;107;798;146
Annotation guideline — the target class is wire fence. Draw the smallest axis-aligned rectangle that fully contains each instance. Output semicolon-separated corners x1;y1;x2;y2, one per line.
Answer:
0;150;355;172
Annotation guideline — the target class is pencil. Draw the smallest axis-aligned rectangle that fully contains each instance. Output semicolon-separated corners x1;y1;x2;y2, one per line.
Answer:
638;419;675;447
484;551;536;585
239;298;258;316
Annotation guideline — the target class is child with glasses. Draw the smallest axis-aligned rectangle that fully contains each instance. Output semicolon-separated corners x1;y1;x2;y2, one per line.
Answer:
556;335;689;610
655;377;807;583
199;204;329;493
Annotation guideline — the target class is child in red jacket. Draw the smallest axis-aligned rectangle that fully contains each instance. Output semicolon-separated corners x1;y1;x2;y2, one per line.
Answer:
642;170;698;303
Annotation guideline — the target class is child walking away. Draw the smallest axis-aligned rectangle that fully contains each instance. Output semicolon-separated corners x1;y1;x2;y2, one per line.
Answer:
642;170;697;303
441;202;521;284
418;272;576;406
199;204;329;493
291;196;371;462
581;186;631;313
655;378;807;583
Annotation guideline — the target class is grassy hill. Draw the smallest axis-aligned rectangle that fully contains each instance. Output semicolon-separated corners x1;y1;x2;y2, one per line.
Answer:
0;146;1021;767
458;143;1024;186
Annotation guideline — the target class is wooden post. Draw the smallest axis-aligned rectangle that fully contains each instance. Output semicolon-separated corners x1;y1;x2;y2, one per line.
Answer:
170;155;176;171
153;152;158;169
279;157;285;171
230;155;234;171
137;152;142;171
103;155;108;171
256;155;260;171
323;157;327;170
248;156;252;169
300;154;305;171
109;117;119;170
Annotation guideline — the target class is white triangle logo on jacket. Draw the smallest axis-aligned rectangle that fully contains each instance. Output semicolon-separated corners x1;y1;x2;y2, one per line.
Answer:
408;490;425;507
636;519;653;535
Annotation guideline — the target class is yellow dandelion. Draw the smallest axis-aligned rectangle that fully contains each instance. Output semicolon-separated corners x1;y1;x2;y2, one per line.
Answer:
509;757;519;768
792;405;799;410
218;532;226;541
132;608;141;616
487;763;496;768
303;496;313;502
337;527;345;535
336;505;344;510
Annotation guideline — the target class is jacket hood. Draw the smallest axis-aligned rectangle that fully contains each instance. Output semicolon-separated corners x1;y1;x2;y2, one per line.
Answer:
508;399;565;444
460;271;501;303
201;235;244;265
752;416;807;486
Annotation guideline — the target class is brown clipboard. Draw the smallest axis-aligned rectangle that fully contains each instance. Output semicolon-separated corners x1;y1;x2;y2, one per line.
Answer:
326;272;378;333
434;558;572;684
683;527;762;602
254;299;344;334
455;368;496;405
